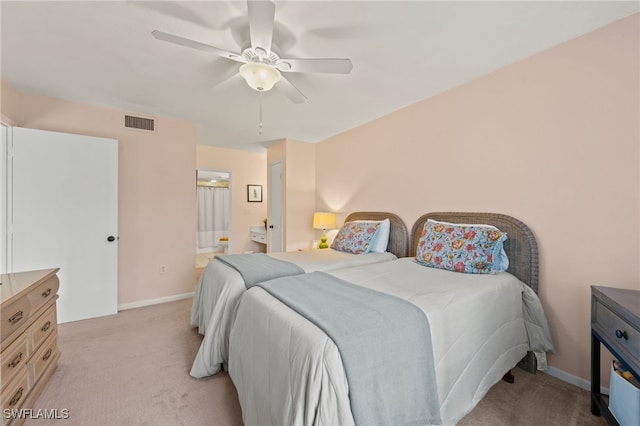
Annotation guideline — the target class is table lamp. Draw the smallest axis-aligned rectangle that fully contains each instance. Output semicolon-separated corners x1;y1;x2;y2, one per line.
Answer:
312;212;336;249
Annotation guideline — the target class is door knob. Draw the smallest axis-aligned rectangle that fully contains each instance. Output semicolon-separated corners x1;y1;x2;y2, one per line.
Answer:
107;235;116;242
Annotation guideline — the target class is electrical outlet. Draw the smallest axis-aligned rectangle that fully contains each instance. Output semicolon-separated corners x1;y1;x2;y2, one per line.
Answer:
160;265;167;274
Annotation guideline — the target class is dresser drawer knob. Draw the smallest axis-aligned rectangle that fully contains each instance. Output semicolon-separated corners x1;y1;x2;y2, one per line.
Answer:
42;348;53;361
8;352;23;368
42;288;52;298
615;329;628;340
8;310;23;325
41;321;51;332
9;387;24;407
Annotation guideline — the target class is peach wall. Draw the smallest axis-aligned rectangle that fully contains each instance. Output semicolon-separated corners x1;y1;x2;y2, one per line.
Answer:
196;144;267;254
1;84;197;305
0;82;20;123
316;14;639;383
285;139;316;250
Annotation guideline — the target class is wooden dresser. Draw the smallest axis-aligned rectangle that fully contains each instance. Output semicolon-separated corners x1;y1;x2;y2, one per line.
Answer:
1;269;60;425
591;285;640;425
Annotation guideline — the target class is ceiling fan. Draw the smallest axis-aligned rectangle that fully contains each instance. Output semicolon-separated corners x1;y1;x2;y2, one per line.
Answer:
151;0;353;104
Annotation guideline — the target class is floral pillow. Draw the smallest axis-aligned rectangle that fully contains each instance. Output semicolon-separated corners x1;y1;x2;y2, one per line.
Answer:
351;219;390;253
331;221;381;254
415;219;508;274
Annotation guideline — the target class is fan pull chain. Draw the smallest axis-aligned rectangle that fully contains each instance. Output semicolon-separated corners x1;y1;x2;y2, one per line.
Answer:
259;91;263;135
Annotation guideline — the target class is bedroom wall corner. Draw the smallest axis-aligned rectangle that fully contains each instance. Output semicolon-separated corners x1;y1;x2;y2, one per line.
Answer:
314;14;640;385
266;139;316;251
284;139;316;251
5;87;197;307
0;80;21;123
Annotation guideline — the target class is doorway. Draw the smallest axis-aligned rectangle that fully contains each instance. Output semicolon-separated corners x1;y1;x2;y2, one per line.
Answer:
195;169;231;281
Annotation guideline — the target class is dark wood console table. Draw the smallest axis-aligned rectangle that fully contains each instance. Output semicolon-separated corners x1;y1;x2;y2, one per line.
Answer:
591;286;640;425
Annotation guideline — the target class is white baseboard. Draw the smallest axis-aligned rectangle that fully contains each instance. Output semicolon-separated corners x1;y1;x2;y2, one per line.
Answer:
118;292;194;311
545;366;609;394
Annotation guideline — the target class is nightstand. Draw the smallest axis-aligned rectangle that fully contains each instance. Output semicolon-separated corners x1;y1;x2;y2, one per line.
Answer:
591;286;640;425
250;226;267;245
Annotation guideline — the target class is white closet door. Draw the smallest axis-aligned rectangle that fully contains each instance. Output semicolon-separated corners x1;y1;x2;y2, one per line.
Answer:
10;127;118;323
268;161;283;252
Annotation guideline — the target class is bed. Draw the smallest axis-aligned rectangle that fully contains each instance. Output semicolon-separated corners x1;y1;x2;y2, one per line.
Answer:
190;211;409;378
227;212;555;425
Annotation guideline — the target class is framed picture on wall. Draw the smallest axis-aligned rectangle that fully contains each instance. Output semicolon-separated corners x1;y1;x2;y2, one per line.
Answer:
247;184;262;202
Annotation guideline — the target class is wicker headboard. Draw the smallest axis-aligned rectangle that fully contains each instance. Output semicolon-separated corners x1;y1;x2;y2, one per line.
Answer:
409;212;539;293
344;212;409;258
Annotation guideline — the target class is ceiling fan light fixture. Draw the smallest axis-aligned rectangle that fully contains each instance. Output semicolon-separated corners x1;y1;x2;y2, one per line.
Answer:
239;62;281;91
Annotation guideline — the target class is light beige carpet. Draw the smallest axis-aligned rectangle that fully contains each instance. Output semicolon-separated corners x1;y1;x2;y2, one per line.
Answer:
26;298;241;426
26;298;605;426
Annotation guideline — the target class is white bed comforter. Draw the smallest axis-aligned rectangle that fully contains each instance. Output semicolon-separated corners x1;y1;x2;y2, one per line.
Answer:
228;258;554;426
190;249;396;378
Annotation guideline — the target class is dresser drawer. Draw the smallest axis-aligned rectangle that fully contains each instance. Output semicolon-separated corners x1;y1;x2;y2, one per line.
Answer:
30;332;58;386
31;305;56;352
1;297;32;343
1;369;29;421
593;297;640;361
27;274;59;314
1;335;28;390
1;269;59;424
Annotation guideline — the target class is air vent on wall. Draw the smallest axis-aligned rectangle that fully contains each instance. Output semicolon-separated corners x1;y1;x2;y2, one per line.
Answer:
124;115;155;132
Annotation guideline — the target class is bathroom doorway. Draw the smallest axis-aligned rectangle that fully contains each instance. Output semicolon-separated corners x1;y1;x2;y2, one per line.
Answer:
195;169;232;282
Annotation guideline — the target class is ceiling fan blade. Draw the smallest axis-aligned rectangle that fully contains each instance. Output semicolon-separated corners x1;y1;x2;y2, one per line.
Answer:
276;76;307;104
276;58;353;74
247;0;275;53
151;30;245;63
210;62;242;89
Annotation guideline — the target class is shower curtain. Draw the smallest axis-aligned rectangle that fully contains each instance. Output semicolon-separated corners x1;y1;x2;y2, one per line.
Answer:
196;186;231;252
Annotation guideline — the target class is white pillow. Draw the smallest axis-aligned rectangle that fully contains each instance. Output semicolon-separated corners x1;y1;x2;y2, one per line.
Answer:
353;218;390;253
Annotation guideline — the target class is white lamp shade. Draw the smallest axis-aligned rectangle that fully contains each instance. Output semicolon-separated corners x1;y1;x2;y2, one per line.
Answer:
239;62;281;91
313;212;336;230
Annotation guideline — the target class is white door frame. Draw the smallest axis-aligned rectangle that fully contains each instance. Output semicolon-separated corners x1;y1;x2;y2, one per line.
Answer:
195;168;233;254
0;123;9;273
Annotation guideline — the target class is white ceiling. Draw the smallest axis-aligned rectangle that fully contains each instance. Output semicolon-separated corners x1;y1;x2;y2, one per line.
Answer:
2;1;638;151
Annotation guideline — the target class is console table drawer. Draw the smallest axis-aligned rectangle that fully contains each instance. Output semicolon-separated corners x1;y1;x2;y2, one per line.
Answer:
593;294;640;363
